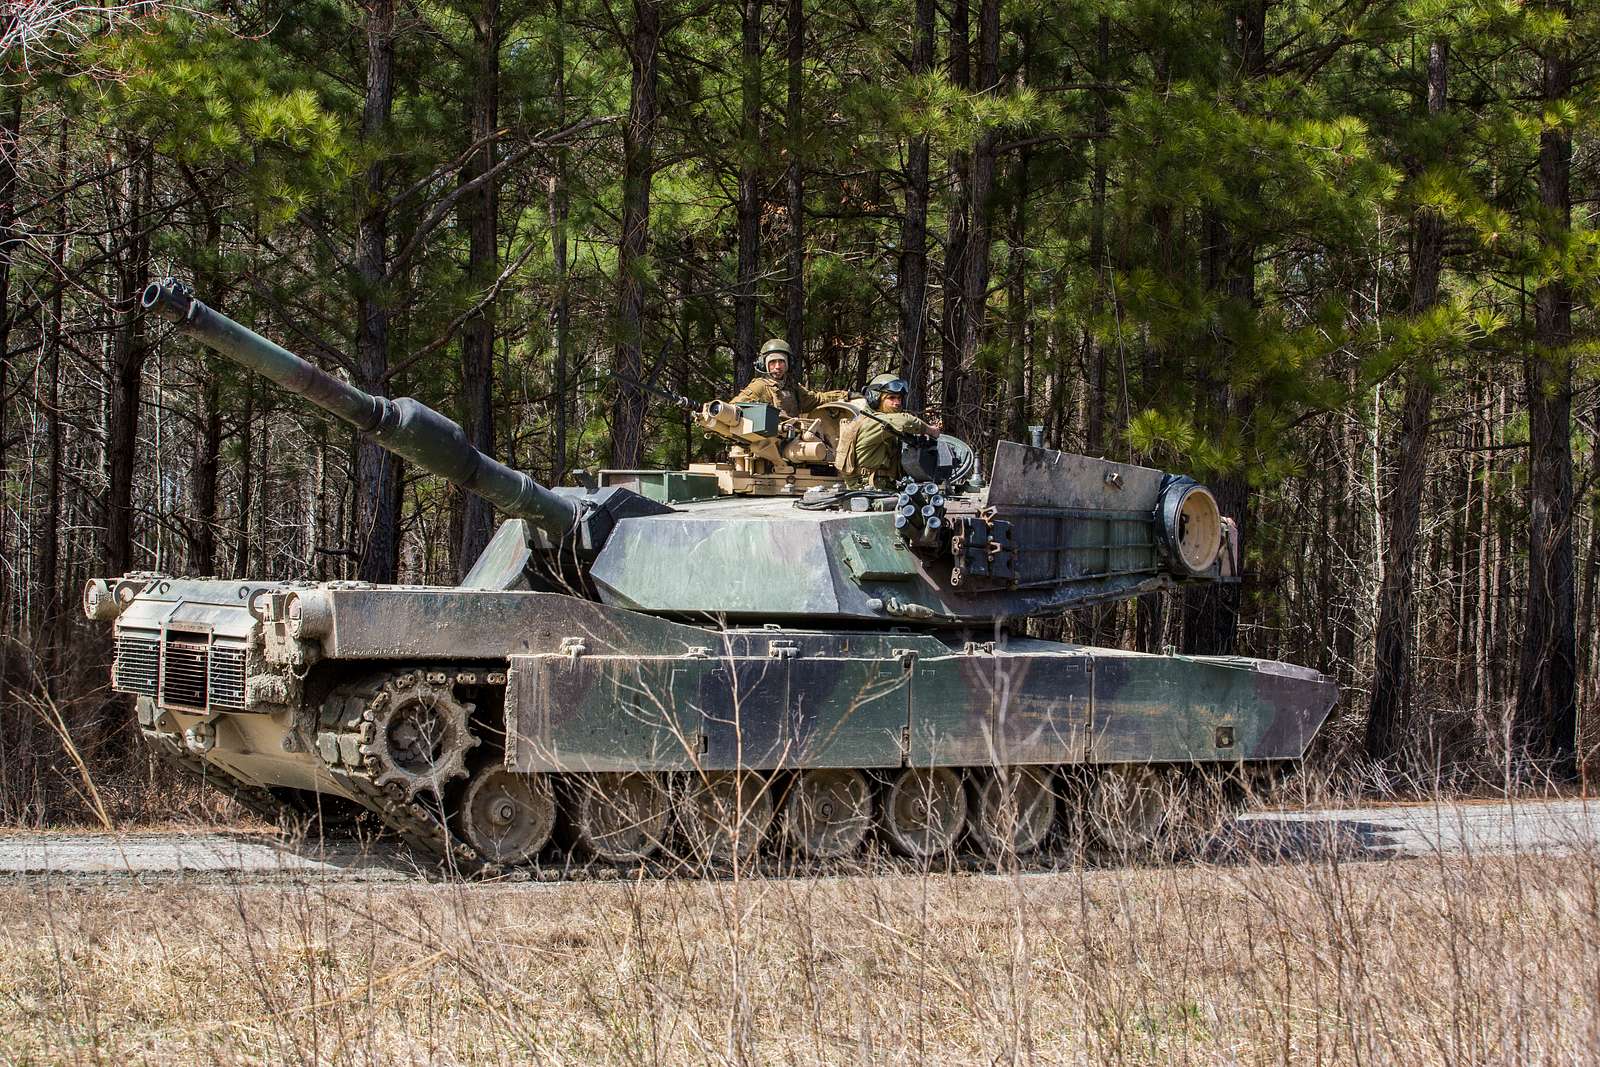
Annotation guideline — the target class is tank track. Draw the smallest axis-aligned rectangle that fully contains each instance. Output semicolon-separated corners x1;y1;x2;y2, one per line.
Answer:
308;671;490;875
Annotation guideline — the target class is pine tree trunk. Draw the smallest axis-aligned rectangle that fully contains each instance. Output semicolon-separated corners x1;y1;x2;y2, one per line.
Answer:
1181;0;1262;657
1081;20;1112;644
191;373;222;575
1489;385;1511;709
677;250;696;465
734;0;763;381
1454;442;1473;693
37;121;66;685
939;0;970;425
550;4;571;484
0;91;18;636
898;0;934;405
233;383;255;577
610;0;661;467
1005;140;1029;444
1366;36;1448;763
1515;7;1578;766
1473;383;1490;708
355;0;401;583
1579;424;1600;712
1135;155;1176;655
1580;461;1600;776
187;204;224;577
457;0;501;576
955;0;1001;443
1085;14;1108;456
104;142;153;579
784;0;805;364
0;89;17;684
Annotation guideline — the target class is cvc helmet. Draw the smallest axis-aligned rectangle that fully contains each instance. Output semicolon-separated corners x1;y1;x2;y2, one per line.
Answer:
756;337;792;376
864;373;910;411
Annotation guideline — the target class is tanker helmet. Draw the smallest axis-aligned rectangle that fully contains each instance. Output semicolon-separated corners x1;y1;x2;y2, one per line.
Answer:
756;337;792;376
865;373;910;411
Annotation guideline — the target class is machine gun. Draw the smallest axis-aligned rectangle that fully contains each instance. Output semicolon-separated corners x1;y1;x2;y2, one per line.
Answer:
611;369;695;412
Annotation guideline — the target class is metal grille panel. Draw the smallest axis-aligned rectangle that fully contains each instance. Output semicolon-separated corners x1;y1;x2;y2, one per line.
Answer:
161;636;209;710
209;643;247;709
113;631;160;697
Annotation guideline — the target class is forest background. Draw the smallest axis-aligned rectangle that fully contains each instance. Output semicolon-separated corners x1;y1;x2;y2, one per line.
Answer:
0;0;1596;824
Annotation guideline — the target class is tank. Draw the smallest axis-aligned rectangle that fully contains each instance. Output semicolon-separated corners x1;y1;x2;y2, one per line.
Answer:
82;278;1337;870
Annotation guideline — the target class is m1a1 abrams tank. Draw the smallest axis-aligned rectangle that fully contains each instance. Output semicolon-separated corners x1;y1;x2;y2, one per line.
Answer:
83;278;1337;872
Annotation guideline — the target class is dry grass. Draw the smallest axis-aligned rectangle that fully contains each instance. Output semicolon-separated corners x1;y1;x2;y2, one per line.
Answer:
0;842;1597;1065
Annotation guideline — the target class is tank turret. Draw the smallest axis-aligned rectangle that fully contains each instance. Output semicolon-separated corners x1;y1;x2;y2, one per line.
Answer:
143;277;1233;621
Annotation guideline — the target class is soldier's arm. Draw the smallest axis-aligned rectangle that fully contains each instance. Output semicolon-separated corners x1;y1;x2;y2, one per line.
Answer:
793;383;849;411
790;383;820;411
892;413;934;436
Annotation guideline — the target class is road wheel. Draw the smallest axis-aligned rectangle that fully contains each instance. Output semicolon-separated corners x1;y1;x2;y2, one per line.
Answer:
969;766;1057;860
569;772;670;862
1084;764;1174;859
781;769;873;860
676;772;774;865
456;765;556;866
881;767;967;860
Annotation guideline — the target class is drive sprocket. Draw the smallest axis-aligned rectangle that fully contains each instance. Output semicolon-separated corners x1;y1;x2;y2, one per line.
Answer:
356;672;479;801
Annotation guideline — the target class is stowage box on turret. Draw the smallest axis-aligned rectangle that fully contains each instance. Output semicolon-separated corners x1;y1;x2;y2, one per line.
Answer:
83;279;1337;870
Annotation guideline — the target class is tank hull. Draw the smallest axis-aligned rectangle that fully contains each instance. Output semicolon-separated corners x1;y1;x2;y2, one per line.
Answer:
104;576;1335;870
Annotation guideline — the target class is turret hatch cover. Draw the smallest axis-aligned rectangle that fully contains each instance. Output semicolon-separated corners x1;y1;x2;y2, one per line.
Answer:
841;531;917;582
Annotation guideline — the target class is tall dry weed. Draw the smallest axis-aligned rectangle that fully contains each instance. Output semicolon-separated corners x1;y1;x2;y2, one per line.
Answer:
0;793;1596;1065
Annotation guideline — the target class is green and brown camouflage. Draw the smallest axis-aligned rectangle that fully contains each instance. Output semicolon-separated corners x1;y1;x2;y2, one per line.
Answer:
80;279;1338;870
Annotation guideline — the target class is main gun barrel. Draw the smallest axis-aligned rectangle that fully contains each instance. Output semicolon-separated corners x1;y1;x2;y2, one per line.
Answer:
141;279;579;538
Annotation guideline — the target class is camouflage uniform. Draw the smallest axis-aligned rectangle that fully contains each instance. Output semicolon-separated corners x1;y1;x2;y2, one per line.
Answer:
848;411;933;489
732;376;850;419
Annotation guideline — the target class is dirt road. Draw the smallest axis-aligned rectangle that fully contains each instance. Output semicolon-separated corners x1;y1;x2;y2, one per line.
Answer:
0;797;1593;884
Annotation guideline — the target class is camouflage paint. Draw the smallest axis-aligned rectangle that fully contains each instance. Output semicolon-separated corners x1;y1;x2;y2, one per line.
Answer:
284;586;707;661
504;629;1334;775
102;572;1334;791
589;503;1196;623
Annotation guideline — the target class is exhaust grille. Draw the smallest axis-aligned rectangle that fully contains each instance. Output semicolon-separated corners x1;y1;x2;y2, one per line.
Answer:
114;625;255;711
209;642;247;709
112;630;160;697
160;632;210;710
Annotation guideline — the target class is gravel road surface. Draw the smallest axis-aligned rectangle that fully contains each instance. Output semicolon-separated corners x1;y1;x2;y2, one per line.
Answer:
0;798;1593;884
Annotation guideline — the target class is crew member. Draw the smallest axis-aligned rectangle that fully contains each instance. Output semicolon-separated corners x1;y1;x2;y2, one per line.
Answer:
732;338;849;418
846;374;942;489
